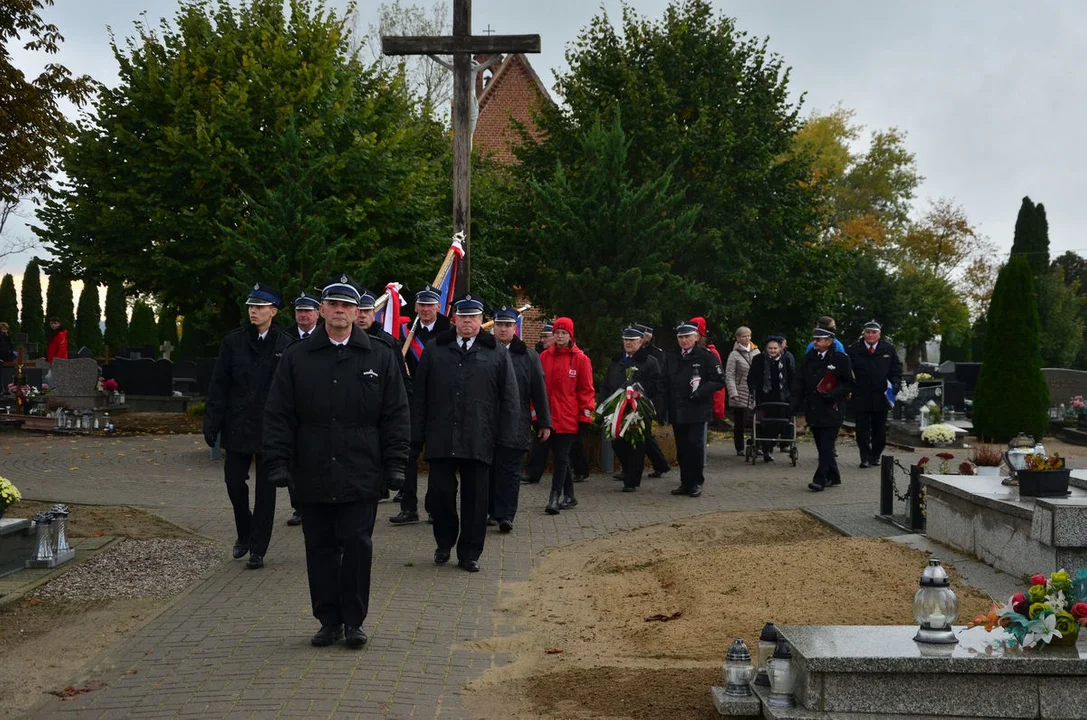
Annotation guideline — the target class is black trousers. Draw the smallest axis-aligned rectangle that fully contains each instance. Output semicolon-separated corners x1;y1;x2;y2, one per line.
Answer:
223;450;277;555
569;428;590;478
524;430;548;481
300;500;378;628
428;459;490;563
673;422;707;490
811;424;842;487
644;420;670;473
854;407;888;464
732;408;750;453
548;433;578;496
613;437;646;488
489;445;525;522
399;444;424;514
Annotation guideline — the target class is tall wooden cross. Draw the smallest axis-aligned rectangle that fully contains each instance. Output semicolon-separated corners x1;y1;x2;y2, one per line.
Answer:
382;1;540;296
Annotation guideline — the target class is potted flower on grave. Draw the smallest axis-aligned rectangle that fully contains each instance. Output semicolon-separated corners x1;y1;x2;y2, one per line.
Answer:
1015;452;1071;498
968;443;1004;476
920;424;957;447
0;475;22;520
967;569;1087;649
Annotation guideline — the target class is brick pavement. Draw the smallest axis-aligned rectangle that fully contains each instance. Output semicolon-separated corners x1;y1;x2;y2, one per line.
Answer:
0;432;998;718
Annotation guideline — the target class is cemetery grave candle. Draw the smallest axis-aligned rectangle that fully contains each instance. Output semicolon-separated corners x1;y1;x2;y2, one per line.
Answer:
913;558;959;644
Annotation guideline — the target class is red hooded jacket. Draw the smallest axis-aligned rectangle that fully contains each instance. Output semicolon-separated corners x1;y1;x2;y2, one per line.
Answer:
691;317;726;420
538;317;595;434
46;329;69;362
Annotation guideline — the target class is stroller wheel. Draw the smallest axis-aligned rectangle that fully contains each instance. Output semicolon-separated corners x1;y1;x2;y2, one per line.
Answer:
789;446;799;467
745;445;755;464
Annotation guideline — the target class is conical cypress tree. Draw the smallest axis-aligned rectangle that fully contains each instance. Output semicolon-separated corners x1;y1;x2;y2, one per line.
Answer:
103;284;129;353
44;272;75;334
0;274;18;337
1010;197;1050;279
972;258;1049;442
20;260;44;350
128;300;159;348
74;281;105;356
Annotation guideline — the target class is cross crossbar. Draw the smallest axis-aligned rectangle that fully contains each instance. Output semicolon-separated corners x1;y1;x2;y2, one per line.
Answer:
381;34;540;56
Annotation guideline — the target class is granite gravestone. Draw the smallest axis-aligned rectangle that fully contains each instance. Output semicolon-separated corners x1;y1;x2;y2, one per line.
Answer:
49;358;101;409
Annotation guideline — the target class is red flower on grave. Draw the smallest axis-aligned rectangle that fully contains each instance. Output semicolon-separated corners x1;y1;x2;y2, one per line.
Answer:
917;457;931;466
936;452;955;460
1011;592;1028;614
1030;574;1047;588
103;379;119;392
1071;602;1087;620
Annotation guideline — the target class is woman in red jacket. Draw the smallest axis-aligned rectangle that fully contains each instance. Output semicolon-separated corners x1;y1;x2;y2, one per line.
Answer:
538;317;595;514
46;317;69;362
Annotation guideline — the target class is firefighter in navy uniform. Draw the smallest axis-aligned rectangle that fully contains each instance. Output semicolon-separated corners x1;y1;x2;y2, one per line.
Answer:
600;327;665;492
284;292;322;527
792;327;854;491
846;320;902;469
390;285;451;524
663;321;724;497
203;282;292;569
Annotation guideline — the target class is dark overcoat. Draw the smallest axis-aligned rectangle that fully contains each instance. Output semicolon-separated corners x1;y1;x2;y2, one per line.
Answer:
366;324;412;397
203;324;292;454
846;339;903;412
663;346;725;425
411;329;519;463
792;349;854;427
504;336;551;451
404;313;451;376
262;325;410;504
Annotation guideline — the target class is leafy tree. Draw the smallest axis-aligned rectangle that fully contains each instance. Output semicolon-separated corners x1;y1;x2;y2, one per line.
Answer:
158;306;177;354
364;0;451;115
178;314;218;359
20;258;43;348
1009;196;1049;279
35;0;448;338
103;284;128;352
0;273;18;336
128;300;158;349
73;280;104;356
972;258;1048;442
0;0;94;203
1052;252;1087;369
830;253;906;343
1036;266;1084;367
43;271;73;331
893;267;968;369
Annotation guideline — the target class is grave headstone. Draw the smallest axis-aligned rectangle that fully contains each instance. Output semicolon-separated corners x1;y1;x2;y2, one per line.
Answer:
195;358;217;396
50;357;101;409
172;360;198;395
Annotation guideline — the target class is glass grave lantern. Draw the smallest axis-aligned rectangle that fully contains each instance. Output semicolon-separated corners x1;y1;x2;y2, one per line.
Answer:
722;638;755;697
766;639;796;708
754;622;778;686
913;558;959;644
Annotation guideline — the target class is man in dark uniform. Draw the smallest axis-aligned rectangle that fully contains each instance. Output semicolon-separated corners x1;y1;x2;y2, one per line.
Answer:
203;282;292;568
354;286;412;395
601;327;665;492
533;321;554;354
390;284;451;524
412;295;519;572
522;323;554;484
489;306;551;532
284;292;322;527
634;322;672;478
793;327;854;491
664;321;725;497
263;276;409;648
847;320;902;469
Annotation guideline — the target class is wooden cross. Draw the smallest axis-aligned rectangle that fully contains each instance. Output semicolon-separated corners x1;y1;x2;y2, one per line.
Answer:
382;0;540;296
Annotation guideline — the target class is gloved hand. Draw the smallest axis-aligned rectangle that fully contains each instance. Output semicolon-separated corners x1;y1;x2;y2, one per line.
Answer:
203;429;218;448
267;462;291;488
385;468;406;491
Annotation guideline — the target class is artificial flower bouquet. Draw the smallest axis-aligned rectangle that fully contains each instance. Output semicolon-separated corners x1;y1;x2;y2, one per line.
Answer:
0;476;22;515
967;569;1087;649
596;371;656;447
921;424;957;445
1023;452;1065;471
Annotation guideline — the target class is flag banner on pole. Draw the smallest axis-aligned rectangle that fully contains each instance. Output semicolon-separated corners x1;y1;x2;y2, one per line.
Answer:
382;283;405;337
516;313;523;337
436;236;465;315
374;286;406;326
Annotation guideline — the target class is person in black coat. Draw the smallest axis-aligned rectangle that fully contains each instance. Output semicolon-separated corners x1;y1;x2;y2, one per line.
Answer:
792;327;854;491
354;287;412;396
263;278;410;649
663;321;725;497
846;320;903;468
0;322;16;362
283;292;323;527
203;282;292;568
746;335;795;462
634;322;672;476
601;327;665;491
412;295;520;572
489;306;551;531
391;284;451;525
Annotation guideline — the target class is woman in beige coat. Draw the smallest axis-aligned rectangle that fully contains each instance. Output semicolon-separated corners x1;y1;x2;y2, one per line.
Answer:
725;326;760;456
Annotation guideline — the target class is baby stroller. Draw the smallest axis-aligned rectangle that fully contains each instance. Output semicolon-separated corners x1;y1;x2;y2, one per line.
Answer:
745;401;799;466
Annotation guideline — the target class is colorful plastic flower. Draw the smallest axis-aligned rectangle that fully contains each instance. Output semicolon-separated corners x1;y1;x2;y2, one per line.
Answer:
1028;602;1049;620
1071;602;1087;620
1010;592;1028;614
1030;574;1047;587
1022;613;1062;648
1028;584;1047;603
1053;611;1078;638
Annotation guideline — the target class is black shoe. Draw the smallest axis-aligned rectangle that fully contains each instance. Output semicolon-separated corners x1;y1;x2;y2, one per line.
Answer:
498;519;514;533
621;486;636;493
689;485;703;497
345;626;367;649
763;454;775;463
572;474;588;483
286;511;303;526
393;491;404;503
486;516;498;527
545;491;561;515
520;476;540;484
246;553;264;569
311;624;344;647
559;494;578;509
613;472;626;481
434;549;451;565
859;461;870;469
670;486;689;496
232;542;249;559
808;482;826;492
390;511;419;525
648;468;669;478
458;559;480;573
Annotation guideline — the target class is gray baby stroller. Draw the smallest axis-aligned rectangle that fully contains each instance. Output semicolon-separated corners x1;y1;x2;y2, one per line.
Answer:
745;401;799;466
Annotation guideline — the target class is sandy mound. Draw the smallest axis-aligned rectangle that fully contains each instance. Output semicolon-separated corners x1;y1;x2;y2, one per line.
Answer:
464;509;993;719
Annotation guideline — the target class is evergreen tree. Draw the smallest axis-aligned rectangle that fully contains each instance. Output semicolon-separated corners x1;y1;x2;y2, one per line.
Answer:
20;260;44;350
103;284;129;352
128;300;158;348
1009;196;1049;279
44;271;75;334
0;274;18;336
972;258;1048;442
177;314;217;359
74;281;105;356
1037;266;1084;367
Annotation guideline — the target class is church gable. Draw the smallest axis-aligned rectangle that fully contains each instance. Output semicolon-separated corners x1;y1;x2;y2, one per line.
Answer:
473;54;552;164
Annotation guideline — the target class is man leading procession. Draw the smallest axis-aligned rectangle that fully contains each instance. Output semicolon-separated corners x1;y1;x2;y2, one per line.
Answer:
847;320;902;469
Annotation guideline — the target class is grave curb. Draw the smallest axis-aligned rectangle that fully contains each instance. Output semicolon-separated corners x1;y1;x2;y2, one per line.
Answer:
0;535;124;611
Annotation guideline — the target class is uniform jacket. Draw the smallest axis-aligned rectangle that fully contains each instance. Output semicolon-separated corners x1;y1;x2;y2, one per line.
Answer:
367;324;412;397
504;336;551;450
203;324;292;454
287;323;320;342
747;352;794;405
539;341;596;434
664;346;725;425
846;339;903;413
725;342;760;410
0;332;15;362
792;349;854;427
46;329;68;362
411;329;520;463
262;325;410;504
600;346;665;416
405;313;451;375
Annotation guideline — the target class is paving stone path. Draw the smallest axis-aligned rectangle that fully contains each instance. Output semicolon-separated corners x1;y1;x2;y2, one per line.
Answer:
4;431;935;718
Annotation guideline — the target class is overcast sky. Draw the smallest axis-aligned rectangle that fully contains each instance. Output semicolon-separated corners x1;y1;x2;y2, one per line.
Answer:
5;0;1085;279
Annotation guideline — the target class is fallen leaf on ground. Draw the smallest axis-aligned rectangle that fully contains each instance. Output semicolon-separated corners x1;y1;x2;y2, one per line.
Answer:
544;648;563;655
644;611;683;623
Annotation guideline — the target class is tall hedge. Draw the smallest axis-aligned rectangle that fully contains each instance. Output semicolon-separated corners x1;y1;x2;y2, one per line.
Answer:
74;281;105;356
103;284;128;352
20;260;44;349
972;258;1049;442
128;300;158;348
0;274;18;336
44;271;75;332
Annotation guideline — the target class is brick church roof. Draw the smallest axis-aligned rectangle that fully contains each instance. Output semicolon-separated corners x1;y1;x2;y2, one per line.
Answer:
473;53;553;164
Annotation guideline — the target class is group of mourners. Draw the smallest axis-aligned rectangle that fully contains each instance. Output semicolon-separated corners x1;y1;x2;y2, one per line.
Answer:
201;278;902;649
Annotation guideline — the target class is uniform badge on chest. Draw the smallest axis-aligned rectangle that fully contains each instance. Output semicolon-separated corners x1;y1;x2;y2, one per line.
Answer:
568;369;577;377
363;369;378;378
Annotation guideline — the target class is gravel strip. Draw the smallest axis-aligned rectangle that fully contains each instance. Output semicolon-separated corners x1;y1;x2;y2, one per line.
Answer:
33;539;223;601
